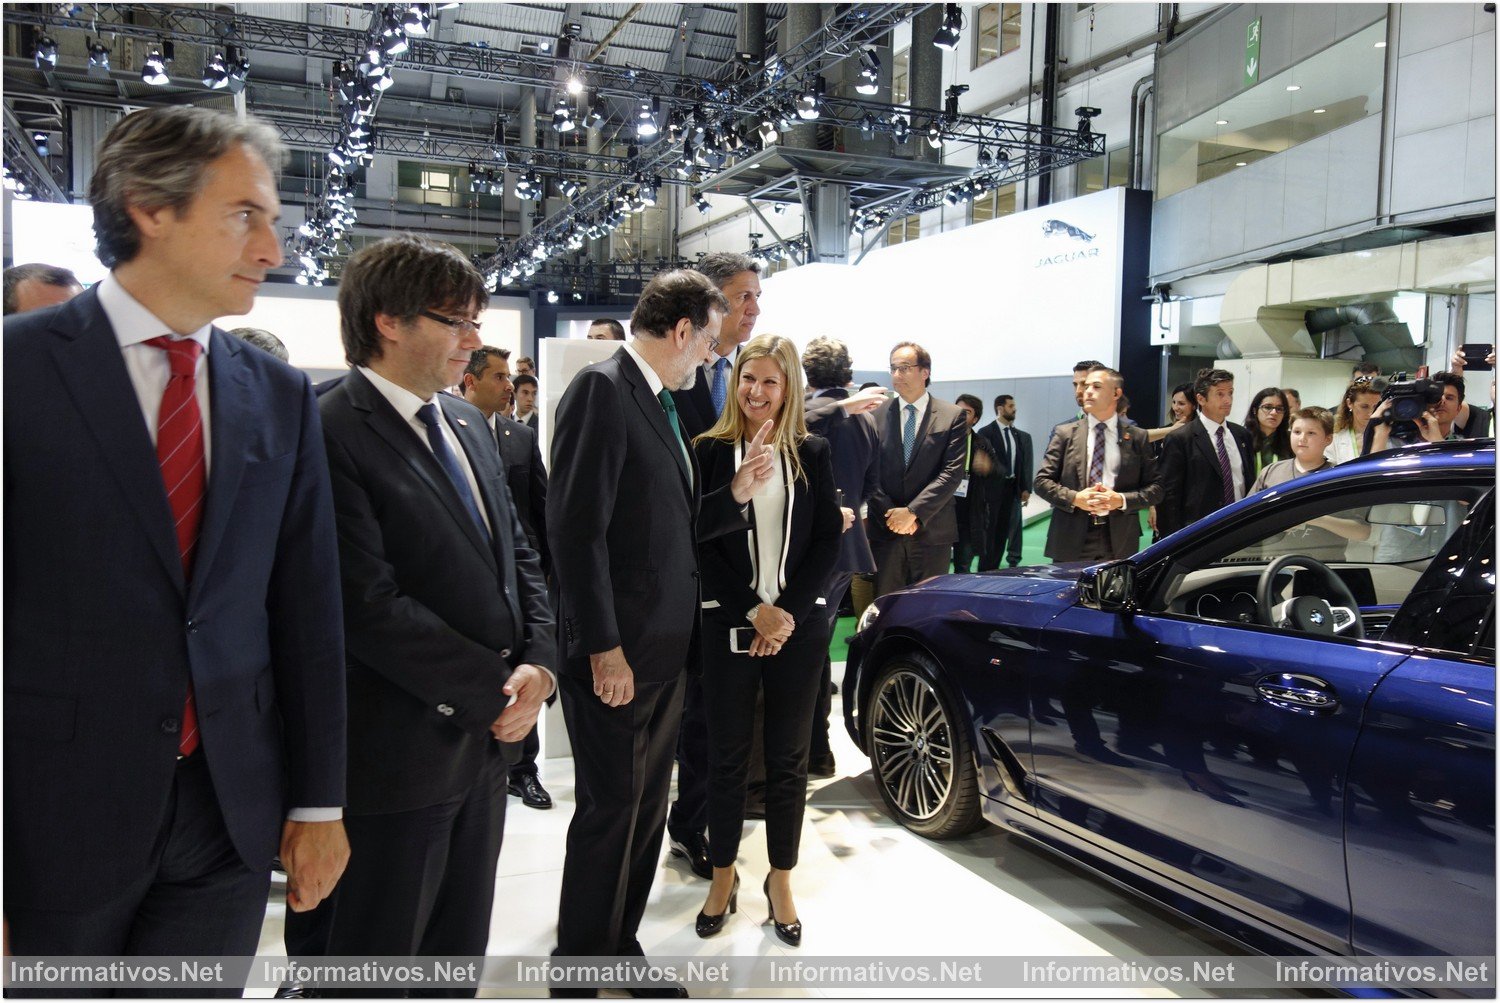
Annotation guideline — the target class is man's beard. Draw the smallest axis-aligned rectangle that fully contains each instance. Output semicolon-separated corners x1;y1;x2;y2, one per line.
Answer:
673;364;699;393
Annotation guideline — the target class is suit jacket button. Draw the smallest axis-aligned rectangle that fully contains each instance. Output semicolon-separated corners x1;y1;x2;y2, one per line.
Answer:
160;717;180;734
500;648;512;659
437;704;455;716
186;619;197;633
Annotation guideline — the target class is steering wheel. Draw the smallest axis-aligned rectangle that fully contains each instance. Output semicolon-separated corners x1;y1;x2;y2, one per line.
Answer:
1256;554;1364;639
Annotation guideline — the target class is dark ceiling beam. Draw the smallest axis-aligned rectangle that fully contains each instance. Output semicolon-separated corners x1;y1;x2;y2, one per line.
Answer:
665;5;707;76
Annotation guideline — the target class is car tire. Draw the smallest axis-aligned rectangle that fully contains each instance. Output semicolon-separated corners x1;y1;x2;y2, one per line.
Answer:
864;652;984;839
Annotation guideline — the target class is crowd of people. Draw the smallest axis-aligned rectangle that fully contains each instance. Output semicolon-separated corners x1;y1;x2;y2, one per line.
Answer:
4;104;1494;999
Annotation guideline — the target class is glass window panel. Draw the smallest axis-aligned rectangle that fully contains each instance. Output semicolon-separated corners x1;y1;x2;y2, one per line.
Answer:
892;49;910;106
1155;20;1386;199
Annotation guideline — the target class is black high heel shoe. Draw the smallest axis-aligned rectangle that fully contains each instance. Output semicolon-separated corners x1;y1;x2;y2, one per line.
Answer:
762;876;801;947
695;872;739;938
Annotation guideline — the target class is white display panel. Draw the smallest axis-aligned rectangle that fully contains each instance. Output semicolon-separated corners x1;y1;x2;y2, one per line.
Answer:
756;187;1128;380
10;201;108;285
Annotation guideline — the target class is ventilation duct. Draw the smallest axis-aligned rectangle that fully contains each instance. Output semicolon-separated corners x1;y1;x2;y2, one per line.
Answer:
1304;301;1421;374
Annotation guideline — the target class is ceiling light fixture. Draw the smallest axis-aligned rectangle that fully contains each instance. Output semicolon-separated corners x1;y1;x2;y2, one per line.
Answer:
202;51;230;89
635;97;660;139
855;49;880;95
796;76;825;120
34;34;57;69
141;42;173;86
552;93;575;133
86;39;111;76
932;4;964;50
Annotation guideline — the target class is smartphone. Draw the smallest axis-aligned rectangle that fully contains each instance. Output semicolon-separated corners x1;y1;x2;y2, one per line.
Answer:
835;488;845;509
730;627;756;654
1460;343;1494;372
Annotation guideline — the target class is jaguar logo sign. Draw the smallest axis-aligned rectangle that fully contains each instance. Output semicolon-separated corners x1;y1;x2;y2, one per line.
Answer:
1035;218;1102;268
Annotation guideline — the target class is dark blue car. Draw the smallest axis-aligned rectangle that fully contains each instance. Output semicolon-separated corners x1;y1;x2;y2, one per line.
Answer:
844;440;1494;960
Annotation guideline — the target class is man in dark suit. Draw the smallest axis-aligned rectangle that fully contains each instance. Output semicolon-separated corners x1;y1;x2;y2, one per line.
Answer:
801;337;884;777
977;394;1033;569
460;345;554;810
664;251;762;875
548;270;769;992
3;107;348;966
868;341;968;597
307;235;555;972
1035;367;1163;562
1157;367;1254;538
952;394;999;572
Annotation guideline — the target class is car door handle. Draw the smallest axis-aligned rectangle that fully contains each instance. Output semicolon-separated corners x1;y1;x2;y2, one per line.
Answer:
1256;673;1339;713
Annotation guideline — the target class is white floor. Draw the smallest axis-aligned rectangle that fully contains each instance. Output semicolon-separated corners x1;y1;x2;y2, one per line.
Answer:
255;665;1297;999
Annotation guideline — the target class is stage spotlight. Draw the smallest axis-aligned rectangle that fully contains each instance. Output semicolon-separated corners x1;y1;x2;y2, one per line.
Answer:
796;76;825;120
552;94;575;133
635;97;660;139
585;90;606;128
31;133;49;158
855;49;880;95
926;123;943;148
695;192;711;214
202;51;230;89
141;42;174;86
546;290;559;304
933;4;964;50
87;40;111;76
34;35;57;69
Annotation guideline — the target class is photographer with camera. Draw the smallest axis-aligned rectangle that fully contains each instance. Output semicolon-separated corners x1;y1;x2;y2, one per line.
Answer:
1364;371;1480;453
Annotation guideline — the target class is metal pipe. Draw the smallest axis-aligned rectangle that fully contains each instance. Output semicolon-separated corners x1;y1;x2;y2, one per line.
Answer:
587;4;645;61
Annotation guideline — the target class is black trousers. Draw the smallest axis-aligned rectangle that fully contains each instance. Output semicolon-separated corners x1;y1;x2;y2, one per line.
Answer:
952;496;978;572
555;672;684;957
701;622;827;870
667;673;710;839
978;480;1023;571
311;753;507;982
6;754;270;998
872;538;951;598
509;725;541;781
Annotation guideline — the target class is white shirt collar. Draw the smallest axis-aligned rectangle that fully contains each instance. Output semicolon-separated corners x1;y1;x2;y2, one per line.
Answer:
97;273;213;354
1086;411;1119;434
1198;411;1229;436
622;339;666;397
358;364;434;424
897;391;930;413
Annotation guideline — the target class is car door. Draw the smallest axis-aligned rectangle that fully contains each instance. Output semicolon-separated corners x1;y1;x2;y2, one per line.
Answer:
1026;479;1480;954
1344;491;1495;958
1030;604;1406;953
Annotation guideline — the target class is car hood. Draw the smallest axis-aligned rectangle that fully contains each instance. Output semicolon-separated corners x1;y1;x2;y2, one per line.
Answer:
907;565;1083;598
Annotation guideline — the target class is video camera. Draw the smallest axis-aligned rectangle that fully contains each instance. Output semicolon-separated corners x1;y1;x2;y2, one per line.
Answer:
1376;372;1444;444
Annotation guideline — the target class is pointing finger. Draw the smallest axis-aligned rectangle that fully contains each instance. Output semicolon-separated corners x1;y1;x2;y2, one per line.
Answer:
748;419;774;451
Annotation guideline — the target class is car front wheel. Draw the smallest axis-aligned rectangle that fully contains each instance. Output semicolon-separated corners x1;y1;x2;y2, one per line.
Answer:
865;653;983;839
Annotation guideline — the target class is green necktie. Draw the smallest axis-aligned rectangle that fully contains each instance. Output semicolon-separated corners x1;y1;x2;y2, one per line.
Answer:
657;389;691;474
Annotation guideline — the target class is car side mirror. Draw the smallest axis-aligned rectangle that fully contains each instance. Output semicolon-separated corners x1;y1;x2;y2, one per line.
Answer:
1080;561;1137;612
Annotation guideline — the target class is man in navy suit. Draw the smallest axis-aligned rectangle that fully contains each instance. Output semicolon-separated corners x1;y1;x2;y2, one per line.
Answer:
3;107;348;966
977;395;1033;569
300;236;555;973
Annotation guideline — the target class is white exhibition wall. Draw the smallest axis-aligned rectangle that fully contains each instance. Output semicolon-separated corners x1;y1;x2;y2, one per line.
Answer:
755;187;1128;381
11;200;108;285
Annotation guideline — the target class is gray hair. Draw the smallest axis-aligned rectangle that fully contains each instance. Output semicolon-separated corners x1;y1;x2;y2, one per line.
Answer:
3;263;80;315
227;327;289;362
90;107;285;268
693;251;760;290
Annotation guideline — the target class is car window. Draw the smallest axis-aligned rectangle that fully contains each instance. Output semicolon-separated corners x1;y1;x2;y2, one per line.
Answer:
1153;483;1487;622
1385;489;1496;660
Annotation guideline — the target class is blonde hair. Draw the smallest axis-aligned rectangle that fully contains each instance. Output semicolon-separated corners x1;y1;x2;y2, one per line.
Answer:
695;334;810;483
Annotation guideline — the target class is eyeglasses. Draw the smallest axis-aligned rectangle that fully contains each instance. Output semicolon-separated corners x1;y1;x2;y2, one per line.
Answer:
419;309;482;336
889;364;922;374
1259;404;1286;414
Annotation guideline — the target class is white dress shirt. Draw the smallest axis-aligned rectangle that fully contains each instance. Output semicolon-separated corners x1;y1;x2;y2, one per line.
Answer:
1198;411;1248;501
97;274;214;469
1084;412;1121;489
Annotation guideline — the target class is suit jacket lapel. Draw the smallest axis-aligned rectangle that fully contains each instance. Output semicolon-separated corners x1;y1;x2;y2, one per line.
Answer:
906;401;936;472
349;370;494;559
1067;420;1090;488
48;291;184;590
441;397;501;577
190;329;250;591
620;351;690;490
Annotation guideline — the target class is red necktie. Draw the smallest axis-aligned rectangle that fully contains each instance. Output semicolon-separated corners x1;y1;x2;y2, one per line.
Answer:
146;336;204;757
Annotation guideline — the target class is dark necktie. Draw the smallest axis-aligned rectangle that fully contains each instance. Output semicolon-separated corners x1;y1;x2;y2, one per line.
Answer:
417;403;491;543
1214;426;1236;505
902;404;918;465
1088;420;1107;486
145;335;205;758
710;356;731;416
1001;426;1013;472
657;389;691;473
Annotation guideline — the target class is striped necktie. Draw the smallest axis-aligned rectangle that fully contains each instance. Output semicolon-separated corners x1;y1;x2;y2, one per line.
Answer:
146;335;205;759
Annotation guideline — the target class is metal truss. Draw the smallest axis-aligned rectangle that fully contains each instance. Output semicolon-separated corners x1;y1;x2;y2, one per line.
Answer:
2;104;68;202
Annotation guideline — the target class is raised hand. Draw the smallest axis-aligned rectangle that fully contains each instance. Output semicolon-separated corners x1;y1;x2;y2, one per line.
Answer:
840;386;889;415
730;419;777;504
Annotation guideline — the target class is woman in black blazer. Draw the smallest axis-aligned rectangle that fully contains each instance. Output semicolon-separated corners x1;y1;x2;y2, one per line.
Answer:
692;334;842;946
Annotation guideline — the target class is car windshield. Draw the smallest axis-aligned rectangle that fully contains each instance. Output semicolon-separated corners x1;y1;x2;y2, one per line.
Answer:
1215;500;1459;567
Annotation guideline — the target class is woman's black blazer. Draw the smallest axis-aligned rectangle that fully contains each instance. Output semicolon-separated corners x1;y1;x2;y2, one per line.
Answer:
694;433;843;630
